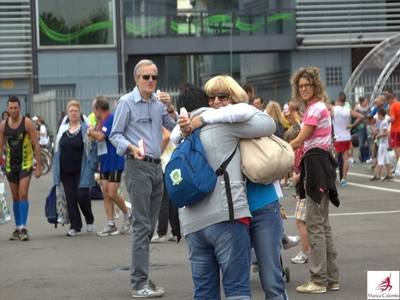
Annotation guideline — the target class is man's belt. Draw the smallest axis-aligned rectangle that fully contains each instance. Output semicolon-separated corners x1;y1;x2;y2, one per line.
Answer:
126;154;161;164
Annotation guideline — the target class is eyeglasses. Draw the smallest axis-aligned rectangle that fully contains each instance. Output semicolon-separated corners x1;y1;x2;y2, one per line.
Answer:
298;83;312;90
207;93;230;102
141;75;158;81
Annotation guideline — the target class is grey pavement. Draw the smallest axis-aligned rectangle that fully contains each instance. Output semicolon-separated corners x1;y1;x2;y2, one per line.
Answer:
0;153;399;299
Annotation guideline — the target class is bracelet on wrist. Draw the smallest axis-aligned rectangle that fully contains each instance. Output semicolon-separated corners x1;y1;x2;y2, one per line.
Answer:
167;109;175;113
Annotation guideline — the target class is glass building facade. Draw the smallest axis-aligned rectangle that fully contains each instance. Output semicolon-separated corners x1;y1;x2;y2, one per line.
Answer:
1;0;399;116
37;0;115;47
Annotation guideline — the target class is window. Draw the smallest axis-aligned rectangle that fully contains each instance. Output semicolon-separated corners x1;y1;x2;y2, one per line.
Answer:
37;0;115;47
326;67;342;86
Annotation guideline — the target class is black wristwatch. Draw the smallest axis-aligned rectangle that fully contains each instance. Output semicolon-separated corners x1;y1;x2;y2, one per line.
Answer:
294;123;301;134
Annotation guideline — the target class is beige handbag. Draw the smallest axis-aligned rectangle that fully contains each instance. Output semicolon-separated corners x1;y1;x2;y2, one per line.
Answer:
239;135;295;184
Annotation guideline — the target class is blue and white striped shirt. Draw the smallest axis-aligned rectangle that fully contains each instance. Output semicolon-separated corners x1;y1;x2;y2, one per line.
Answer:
110;87;177;158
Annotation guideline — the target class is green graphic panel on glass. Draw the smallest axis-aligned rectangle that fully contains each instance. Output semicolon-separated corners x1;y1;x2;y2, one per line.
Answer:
38;6;294;43
38;0;115;46
126;13;293;36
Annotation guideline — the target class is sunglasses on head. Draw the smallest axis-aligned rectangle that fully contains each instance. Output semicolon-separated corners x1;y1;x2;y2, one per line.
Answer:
141;75;158;80
207;93;230;102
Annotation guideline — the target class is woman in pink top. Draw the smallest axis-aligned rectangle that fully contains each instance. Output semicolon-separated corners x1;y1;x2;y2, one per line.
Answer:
289;67;340;294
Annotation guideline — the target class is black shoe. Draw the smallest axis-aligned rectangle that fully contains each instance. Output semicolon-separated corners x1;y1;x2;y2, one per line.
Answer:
370;176;381;181
20;228;30;241
381;175;394;181
9;229;20;240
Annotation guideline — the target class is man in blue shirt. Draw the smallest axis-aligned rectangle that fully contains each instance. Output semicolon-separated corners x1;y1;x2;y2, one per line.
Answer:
87;96;133;236
110;59;176;298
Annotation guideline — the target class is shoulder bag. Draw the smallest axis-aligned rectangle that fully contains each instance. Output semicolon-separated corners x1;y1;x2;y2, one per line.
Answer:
239;135;295;185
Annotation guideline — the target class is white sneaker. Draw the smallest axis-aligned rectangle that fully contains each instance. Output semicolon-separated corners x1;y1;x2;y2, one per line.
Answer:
291;251;309;264
97;225;119;237
151;235;167;243
120;213;133;235
366;158;375;164
66;229;81;236
167;234;177;242
132;281;165;298
283;235;300;250
87;224;94;233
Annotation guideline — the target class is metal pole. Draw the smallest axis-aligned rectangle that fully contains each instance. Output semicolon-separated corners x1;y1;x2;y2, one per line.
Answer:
190;55;194;83
230;13;233;76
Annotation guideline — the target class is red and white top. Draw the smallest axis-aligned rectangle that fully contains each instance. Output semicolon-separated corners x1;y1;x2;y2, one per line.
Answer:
302;100;332;153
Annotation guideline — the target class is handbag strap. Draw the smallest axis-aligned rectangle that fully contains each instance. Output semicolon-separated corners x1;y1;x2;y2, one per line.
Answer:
216;147;237;223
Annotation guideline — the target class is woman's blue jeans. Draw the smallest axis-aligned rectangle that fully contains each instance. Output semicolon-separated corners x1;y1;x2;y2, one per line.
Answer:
250;201;289;300
186;221;251;300
357;127;369;148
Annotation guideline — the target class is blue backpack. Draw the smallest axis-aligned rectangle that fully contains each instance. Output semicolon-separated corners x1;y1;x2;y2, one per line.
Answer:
45;185;58;227
165;129;236;221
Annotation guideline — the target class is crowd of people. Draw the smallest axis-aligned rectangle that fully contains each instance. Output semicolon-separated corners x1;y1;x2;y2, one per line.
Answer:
1;59;399;299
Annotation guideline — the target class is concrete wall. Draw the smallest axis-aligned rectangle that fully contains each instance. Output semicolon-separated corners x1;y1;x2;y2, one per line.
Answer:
291;48;352;103
37;50;119;94
0;78;30;115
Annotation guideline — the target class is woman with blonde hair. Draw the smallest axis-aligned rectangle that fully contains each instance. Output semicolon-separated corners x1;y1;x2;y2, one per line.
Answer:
266;101;285;140
178;75;289;300
289;67;340;294
53;100;98;236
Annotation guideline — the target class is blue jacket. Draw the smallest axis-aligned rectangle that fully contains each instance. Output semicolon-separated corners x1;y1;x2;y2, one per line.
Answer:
53;121;98;188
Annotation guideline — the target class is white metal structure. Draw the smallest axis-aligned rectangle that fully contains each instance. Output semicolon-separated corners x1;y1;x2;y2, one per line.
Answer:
344;33;400;105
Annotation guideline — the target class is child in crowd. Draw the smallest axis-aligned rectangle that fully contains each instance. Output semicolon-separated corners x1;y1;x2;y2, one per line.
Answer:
285;127;309;264
370;108;394;181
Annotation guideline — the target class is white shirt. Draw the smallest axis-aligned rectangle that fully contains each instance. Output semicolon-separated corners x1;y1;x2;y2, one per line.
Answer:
39;124;49;146
333;105;351;141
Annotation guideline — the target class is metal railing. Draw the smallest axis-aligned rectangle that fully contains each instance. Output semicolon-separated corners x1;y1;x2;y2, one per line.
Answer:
124;9;296;38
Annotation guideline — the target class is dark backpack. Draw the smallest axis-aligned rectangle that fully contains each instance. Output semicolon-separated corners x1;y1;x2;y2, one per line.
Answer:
89;182;104;200
165;129;236;221
45;185;58;228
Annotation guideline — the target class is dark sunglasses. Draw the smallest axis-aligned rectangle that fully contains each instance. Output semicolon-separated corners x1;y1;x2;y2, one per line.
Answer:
207;93;230;102
141;75;158;80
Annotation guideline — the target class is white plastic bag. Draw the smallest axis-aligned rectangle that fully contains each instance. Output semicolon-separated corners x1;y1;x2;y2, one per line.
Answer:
56;183;69;224
0;182;11;225
388;150;397;172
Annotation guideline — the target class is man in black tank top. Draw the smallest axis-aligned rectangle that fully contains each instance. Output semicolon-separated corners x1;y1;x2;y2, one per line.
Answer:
0;96;42;241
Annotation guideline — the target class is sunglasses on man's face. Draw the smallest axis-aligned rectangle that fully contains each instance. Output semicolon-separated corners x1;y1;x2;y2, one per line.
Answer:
207;93;230;102
141;75;158;80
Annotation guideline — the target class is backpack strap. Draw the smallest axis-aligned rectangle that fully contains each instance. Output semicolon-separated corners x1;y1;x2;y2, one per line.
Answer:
215;146;237;223
171;146;237;243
